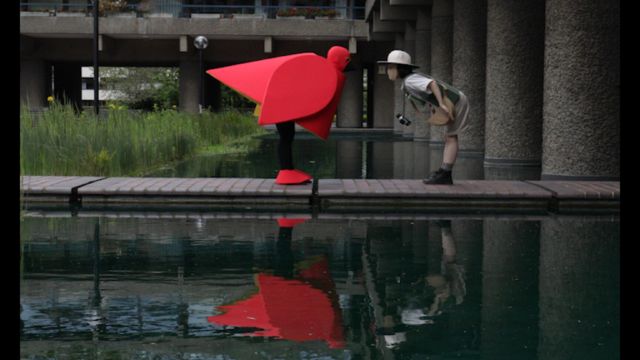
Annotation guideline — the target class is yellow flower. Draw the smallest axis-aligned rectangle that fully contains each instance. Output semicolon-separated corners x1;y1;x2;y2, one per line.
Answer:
47;96;54;103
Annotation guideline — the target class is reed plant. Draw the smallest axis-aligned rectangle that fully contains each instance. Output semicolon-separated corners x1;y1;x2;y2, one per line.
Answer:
20;102;265;176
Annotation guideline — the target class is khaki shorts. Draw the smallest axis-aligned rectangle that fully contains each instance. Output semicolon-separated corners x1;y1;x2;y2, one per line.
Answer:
446;91;469;137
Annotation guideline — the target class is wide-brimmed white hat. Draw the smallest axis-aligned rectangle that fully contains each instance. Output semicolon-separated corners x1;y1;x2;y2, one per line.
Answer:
377;50;419;68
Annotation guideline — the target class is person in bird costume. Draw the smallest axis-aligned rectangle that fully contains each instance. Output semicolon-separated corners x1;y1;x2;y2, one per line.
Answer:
207;46;352;185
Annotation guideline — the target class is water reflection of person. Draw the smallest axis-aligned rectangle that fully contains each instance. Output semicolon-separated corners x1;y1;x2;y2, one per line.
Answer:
377;220;466;352
423;220;466;318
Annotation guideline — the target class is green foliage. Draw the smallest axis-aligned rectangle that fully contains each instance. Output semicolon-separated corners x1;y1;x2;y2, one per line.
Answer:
20;103;266;177
100;67;179;111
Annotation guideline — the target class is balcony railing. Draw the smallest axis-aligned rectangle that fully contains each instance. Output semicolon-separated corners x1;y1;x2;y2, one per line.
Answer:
19;1;366;20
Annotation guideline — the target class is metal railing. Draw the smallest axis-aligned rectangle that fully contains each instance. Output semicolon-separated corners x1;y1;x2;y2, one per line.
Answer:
19;1;366;20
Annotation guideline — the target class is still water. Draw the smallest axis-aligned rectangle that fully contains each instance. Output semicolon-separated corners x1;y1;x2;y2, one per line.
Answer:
20;213;619;359
145;132;488;180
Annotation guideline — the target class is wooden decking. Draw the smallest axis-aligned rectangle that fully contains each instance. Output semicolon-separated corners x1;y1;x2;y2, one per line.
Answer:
19;176;620;213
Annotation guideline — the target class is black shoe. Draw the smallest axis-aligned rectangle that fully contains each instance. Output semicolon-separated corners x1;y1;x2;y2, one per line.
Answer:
423;169;453;185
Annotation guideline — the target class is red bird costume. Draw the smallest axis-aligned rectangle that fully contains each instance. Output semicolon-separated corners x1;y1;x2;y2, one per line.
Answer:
207;46;351;185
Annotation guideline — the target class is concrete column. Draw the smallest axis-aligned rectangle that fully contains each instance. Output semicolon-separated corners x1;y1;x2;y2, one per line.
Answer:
414;7;432;141
337;63;363;128
179;59;199;114
393;141;405;179
53;63;82;111
542;0;620;180
453;0;487;152
412;141;430;179
373;65;394;129
451;219;483;350
482;220;540;360
429;0;453;146
452;152;484;180
336;140;363;179
538;217;619;359
393;33;405;135
402;140;414;178
484;0;545;180
20;59;49;110
402;22;417;138
369;141;394;178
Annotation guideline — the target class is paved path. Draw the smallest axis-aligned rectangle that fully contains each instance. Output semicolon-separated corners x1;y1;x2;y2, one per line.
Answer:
20;176;619;213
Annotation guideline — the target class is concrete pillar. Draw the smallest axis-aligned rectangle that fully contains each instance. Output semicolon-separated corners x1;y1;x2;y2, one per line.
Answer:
412;141;430;179
369;141;394;178
402;22;417;138
414;7;432;141
429;0;453;147
482;220;540;360
451;219;483;350
336;140;363;179
453;0;487;152
452;152;484;180
53;63;82;111
179;59;199;114
393;33;405;135
542;0;620;180
373;65;394;129
538;217;619;359
393;141;404;179
20;59;49;110
402;140;415;178
337;62;363;128
484;0;545;180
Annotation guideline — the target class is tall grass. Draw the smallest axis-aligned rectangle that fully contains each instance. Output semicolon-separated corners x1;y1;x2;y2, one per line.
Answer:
20;103;266;176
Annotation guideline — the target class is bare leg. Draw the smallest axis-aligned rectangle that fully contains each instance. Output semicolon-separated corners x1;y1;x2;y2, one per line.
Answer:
442;135;458;166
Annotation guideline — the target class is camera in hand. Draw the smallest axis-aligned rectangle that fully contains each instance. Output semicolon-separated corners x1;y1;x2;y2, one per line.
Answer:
396;114;412;126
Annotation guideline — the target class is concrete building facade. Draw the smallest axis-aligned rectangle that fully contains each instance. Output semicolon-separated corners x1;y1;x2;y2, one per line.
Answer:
20;0;620;179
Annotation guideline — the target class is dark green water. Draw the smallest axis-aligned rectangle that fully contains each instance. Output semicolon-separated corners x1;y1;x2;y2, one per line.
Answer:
20;214;619;359
144;132;487;180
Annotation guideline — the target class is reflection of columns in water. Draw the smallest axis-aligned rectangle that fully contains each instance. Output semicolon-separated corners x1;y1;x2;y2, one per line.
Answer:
448;220;483;350
393;141;404;179
336;140;363;179
402;141;415;179
538;217;619;359
369;140;394;179
412;141;430;180
481;220;540;360
275;226;294;279
410;221;429;275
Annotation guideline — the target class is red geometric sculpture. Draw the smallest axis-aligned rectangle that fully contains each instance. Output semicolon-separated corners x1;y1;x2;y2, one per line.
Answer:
206;47;350;140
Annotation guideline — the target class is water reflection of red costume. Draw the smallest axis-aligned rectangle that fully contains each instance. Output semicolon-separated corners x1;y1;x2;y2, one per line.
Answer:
207;256;345;349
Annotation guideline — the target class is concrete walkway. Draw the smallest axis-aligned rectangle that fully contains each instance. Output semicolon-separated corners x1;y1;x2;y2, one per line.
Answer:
20;176;619;213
